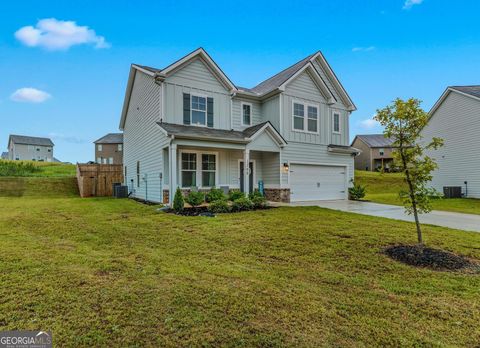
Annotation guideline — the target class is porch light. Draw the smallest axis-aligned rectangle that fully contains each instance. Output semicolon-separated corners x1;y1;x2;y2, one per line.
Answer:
283;163;289;173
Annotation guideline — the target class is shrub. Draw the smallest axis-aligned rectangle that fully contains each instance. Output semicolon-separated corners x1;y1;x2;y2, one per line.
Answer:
251;195;268;209
0;160;41;177
185;191;205;208
349;183;366;200
208;199;230;214
231;197;254;212
228;190;244;201
248;190;263;200
205;187;226;203
173;187;184;212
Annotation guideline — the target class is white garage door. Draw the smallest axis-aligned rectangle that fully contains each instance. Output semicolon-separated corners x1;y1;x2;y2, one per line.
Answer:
290;164;346;201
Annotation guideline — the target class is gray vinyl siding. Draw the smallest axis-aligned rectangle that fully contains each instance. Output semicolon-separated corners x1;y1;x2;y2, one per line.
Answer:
281;71;349;146
260;152;280;187
422;92;480;198
281;142;354;187
164;58;232;129
262;96;280;130
123;70;166;202
231;98;262;130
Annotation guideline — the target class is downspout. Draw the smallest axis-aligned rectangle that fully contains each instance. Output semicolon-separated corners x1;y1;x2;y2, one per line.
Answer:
230;92;237;129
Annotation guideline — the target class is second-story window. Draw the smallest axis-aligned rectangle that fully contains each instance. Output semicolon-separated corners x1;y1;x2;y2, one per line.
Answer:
191;95;207;126
183;93;214;127
118;144;123;151
293;102;319;133
333;112;341;133
98;144;103;151
241;102;252;126
293;103;305;131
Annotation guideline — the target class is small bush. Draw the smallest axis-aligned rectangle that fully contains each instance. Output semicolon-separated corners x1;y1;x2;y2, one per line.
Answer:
173;187;184;212
186;191;205;208
248;190;263;200
251;195;268;209
205;187;226;202
349;183;366;200
208;199;230;214
231;197;254;212
228;190;244;201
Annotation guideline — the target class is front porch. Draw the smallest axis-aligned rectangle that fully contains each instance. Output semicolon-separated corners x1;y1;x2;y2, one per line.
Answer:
162;142;289;204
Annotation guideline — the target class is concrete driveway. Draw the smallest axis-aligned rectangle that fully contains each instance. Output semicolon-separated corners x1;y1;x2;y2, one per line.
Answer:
289;200;480;233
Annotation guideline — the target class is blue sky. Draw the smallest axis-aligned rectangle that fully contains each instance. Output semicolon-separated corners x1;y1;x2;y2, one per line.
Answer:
1;0;479;162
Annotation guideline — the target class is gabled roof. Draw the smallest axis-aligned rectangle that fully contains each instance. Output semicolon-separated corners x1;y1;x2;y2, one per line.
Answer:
9;135;54;147
94;133;123;144
352;134;395;148
429;85;480;116
120;48;356;129
157;121;286;146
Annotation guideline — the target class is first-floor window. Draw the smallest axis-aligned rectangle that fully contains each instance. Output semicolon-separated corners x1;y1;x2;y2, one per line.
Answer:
97;157;101;163
108;157;113;164
181;152;216;188
136;161;140;187
181;153;197;187
379;148;385;156
333;112;340;133
202;154;216;187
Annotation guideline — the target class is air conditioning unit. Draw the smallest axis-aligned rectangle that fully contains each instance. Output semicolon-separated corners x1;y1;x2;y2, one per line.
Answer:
443;186;462;199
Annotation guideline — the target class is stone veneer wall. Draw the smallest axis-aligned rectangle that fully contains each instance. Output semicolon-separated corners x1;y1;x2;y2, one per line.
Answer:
264;188;290;203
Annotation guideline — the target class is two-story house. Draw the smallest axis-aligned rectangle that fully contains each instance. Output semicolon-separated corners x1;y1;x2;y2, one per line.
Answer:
351;134;395;171
119;48;357;204
7;135;54;162
94;133;123;164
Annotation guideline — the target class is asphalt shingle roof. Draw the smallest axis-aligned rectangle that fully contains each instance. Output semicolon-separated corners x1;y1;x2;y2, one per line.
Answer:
355;134;395;148
1;151;8;159
450;86;480;99
94;133;124;144
9;135;54;147
157;121;286;144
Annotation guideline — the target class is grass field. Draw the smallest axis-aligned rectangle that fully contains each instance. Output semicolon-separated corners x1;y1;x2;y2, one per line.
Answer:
355;170;480;215
0;160;76;177
0;178;479;346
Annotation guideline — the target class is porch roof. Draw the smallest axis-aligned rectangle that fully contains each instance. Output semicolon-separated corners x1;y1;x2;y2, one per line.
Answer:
157;121;287;146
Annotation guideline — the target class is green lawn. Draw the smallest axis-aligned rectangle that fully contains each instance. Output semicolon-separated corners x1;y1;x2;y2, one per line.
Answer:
355;170;480;215
0;160;76;177
0;178;479;346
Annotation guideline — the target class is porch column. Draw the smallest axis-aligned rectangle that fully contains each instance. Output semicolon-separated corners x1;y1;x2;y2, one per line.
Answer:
169;143;177;205
243;149;250;194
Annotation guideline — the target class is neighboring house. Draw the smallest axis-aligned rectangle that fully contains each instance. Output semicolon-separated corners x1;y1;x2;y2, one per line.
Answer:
421;85;480;198
1;152;8;160
7;135;54;162
120;48;358;204
351;134;395;171
94;133;124;164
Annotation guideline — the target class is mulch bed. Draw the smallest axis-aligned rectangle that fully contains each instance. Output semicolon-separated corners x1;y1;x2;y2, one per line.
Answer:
384;244;480;272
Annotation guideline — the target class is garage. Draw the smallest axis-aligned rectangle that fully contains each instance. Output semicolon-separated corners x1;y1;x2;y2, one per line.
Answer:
289;164;347;201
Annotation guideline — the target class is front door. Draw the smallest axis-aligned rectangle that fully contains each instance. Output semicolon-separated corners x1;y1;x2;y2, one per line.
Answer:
239;161;254;193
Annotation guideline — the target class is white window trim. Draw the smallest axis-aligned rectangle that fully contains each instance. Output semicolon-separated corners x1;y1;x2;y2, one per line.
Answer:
241;102;253;126
291;99;320;135
332;112;341;134
190;94;208;127
179;150;219;189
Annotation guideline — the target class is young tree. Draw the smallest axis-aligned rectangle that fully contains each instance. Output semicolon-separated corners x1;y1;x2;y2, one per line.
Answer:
375;98;443;245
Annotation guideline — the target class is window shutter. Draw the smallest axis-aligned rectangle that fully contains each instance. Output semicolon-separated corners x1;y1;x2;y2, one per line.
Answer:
183;93;191;125
207;97;214;127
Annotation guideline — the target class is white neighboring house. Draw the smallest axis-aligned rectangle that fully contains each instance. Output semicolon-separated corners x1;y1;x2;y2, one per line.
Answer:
7;135;54;162
119;48;358;204
422;86;480;198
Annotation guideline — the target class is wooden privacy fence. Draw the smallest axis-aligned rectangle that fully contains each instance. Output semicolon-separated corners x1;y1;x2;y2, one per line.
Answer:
76;163;124;197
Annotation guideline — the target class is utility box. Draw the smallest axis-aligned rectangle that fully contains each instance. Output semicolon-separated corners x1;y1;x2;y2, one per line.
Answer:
114;185;129;198
443;186;462;198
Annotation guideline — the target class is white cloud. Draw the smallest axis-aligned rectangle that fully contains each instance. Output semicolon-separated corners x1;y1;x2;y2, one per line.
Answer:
48;133;85;144
10;88;51;103
403;0;423;10
359;116;381;130
352;46;375;52
15;18;110;50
